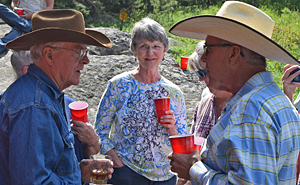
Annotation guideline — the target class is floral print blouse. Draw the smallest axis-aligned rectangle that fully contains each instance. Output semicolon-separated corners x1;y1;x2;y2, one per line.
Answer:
94;72;187;181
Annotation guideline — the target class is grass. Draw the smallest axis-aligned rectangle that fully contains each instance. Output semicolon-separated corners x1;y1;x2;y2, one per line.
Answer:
112;4;300;100
264;7;300;99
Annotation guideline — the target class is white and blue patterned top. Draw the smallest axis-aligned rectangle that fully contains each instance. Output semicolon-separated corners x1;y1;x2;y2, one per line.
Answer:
95;71;187;181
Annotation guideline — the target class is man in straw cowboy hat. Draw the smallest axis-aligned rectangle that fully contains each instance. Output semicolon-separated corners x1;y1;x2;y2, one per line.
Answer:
0;9;113;184
168;1;300;184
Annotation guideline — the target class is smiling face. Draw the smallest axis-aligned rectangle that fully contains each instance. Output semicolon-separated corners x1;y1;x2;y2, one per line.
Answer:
48;42;90;91
135;40;166;71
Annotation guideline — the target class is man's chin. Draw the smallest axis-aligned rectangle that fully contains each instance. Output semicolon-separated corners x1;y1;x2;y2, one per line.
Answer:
72;80;80;86
63;80;80;90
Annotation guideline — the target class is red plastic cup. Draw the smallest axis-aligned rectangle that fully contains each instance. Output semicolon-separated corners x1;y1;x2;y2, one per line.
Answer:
16;8;24;15
169;134;194;154
194;136;205;153
180;56;188;70
69;101;88;123
154;98;170;124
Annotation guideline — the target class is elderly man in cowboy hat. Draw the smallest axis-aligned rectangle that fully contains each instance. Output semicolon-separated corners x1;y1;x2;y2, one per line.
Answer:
168;1;300;184
0;9;113;184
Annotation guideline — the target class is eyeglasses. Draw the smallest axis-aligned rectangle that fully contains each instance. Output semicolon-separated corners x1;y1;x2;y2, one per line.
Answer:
195;69;206;79
46;46;88;61
137;44;163;52
203;43;233;56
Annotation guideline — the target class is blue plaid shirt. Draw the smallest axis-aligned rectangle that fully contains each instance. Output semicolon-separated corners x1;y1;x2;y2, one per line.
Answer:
190;71;300;184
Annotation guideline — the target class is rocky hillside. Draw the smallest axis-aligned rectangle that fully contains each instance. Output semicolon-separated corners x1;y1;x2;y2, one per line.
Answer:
0;25;206;129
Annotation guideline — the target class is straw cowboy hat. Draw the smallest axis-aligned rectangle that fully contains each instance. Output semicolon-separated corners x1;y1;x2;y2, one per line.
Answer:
6;9;112;50
169;1;299;65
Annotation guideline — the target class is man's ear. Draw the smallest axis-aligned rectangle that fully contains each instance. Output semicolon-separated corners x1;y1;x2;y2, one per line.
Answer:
43;47;54;65
228;45;241;65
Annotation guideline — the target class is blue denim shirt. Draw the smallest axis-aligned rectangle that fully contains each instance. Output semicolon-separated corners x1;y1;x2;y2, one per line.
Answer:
0;64;81;184
1;92;86;163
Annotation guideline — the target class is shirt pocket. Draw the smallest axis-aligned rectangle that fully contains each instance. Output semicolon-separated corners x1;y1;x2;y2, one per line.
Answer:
56;131;78;176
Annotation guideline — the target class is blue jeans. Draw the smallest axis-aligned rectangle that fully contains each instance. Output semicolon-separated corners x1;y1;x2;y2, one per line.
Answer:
0;4;32;53
108;165;177;185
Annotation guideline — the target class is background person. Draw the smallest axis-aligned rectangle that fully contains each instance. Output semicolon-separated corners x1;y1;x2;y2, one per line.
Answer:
177;41;233;185
168;1;300;184
281;64;300;184
0;0;54;55
94;17;187;185
282;64;300;109
0;9;113;184
10;50;31;77
188;41;232;138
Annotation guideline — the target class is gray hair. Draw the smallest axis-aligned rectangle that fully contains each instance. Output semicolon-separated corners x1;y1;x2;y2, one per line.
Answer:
188;41;205;71
219;40;267;67
11;50;32;77
240;46;267;67
30;42;63;63
130;17;169;55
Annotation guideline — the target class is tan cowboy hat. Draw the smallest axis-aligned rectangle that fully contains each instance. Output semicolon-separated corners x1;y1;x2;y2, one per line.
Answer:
6;9;112;50
169;1;299;65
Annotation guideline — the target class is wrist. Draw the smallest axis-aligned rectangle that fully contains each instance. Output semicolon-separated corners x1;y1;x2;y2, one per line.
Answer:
169;130;179;136
88;135;100;147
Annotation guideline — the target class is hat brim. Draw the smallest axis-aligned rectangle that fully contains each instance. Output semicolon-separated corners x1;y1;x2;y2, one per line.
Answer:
5;28;112;50
169;15;299;65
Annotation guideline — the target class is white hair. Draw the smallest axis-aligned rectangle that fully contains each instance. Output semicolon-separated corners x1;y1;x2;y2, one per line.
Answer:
130;17;169;55
188;41;205;71
30;42;63;63
11;50;32;77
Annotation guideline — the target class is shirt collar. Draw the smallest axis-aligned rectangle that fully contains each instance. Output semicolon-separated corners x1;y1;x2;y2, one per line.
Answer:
224;71;273;112
27;64;64;99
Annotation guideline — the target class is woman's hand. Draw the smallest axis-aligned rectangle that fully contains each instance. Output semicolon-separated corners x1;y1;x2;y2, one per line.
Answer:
282;64;300;103
106;149;124;168
159;110;178;136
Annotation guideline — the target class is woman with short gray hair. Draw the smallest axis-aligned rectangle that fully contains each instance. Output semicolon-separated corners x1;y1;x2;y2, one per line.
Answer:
188;41;232;138
95;17;187;185
11;50;32;78
188;41;206;79
130;17;169;54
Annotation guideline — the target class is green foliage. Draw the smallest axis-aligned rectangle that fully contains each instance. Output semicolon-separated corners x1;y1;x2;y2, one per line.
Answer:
176;0;299;12
264;6;300;99
0;0;10;6
176;0;224;8
116;2;300;98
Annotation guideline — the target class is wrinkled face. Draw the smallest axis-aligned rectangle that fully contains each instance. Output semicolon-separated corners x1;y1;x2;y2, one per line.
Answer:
135;40;166;70
200;36;232;91
49;42;89;90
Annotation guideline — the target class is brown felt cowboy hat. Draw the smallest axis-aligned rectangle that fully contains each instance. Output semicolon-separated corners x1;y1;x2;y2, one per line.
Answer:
6;9;112;50
169;1;299;65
